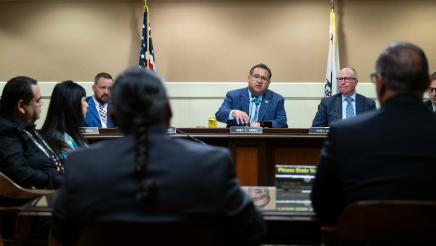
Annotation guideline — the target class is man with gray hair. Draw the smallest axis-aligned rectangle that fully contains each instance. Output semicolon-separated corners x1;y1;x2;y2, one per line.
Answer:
312;67;376;127
311;42;436;224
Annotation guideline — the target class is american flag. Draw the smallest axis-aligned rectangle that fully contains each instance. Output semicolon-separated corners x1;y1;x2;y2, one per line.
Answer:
139;3;156;71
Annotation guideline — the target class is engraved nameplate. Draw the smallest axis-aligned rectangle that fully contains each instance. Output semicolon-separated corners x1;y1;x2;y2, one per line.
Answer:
230;126;263;134
80;127;99;135
308;127;329;135
167;127;176;135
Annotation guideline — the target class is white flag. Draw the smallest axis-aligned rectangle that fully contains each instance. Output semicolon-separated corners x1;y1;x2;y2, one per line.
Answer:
324;3;340;97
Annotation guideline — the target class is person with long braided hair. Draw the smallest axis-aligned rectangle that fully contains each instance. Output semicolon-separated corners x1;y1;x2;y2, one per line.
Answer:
52;68;266;244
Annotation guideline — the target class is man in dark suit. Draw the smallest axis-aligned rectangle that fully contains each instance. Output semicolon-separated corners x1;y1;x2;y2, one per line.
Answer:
84;72;116;128
312;67;376;127
424;72;436;113
52;68;266;244
311;42;436;224
215;63;287;128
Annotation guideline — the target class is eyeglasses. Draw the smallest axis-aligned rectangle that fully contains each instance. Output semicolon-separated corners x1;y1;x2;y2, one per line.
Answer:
336;77;357;82
250;74;269;82
430;87;436;93
370;73;379;83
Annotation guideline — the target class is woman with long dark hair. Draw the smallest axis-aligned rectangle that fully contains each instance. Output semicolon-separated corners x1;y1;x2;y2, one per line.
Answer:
40;80;88;160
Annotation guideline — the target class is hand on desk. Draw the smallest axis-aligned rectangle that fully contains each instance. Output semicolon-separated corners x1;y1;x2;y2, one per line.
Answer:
231;110;249;125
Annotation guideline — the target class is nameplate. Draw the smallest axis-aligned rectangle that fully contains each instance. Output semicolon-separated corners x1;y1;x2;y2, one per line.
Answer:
167;127;176;135
308;127;329;135
79;127;99;135
230;126;263;134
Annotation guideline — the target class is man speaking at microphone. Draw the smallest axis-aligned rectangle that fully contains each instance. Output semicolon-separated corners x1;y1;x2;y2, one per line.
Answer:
215;63;288;128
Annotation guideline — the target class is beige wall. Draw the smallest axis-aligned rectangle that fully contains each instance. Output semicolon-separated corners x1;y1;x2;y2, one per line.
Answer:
1;0;436;82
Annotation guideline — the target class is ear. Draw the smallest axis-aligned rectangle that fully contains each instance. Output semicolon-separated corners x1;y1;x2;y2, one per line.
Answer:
376;76;386;106
17;99;26;115
164;100;173;128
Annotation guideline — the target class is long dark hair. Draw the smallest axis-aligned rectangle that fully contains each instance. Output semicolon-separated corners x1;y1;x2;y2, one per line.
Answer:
40;80;87;153
111;68;169;204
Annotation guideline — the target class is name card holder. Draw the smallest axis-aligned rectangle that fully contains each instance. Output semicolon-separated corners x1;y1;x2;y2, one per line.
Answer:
80;127;99;135
230;126;263;134
308;127;329;135
167;127;176;135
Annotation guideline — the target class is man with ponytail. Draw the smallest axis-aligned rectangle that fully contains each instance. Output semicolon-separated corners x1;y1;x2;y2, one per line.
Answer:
52;68;266;244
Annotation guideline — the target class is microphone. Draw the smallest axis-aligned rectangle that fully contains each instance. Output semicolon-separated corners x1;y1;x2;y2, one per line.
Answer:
174;128;207;145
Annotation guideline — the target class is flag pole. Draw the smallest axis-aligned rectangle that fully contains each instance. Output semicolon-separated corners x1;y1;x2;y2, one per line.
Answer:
144;0;150;69
331;0;334;10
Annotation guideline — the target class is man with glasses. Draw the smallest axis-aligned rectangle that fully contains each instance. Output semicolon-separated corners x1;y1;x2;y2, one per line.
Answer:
311;42;436;224
215;63;287;128
312;67;376;127
424;72;436;113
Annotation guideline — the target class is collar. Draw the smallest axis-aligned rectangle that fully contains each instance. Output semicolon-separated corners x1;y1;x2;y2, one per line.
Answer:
2;115;35;131
247;89;264;102
342;93;356;101
92;96;108;107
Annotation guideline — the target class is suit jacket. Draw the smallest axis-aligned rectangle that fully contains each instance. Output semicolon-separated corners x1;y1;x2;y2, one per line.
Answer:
84;96;115;128
424;100;435;113
52;130;266;243
311;93;376;127
215;87;288;128
311;95;436;224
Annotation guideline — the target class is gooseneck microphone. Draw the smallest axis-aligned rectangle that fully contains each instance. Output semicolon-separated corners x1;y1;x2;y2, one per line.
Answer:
174;128;207;145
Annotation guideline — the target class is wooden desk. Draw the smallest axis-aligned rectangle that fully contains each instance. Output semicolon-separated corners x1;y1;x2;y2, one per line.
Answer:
85;128;327;186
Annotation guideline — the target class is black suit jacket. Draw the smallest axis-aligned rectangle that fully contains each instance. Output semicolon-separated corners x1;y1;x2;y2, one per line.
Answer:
424;100;435;113
311;95;436;224
52;130;266;243
312;93;376;127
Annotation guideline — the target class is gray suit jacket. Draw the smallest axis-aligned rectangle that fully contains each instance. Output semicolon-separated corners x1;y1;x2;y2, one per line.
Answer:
52;130;266;243
312;93;376;127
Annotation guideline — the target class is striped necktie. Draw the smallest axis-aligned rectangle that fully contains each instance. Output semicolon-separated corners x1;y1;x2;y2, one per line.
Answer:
345;97;355;119
98;103;107;125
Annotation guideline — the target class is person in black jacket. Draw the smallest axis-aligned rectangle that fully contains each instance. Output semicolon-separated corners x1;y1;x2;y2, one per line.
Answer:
311;42;436;224
0;76;63;191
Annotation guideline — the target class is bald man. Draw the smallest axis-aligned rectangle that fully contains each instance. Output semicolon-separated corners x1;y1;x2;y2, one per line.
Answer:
312;67;376;127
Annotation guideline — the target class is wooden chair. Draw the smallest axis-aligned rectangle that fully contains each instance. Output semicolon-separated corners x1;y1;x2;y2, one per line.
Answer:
0;171;55;246
0;171;55;200
321;200;436;243
71;220;235;246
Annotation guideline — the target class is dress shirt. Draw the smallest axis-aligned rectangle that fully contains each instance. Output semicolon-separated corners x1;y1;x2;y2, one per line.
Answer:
228;89;263;124
342;93;356;119
92;97;108;128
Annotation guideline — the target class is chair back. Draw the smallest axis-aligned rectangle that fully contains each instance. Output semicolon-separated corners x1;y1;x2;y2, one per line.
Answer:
322;200;436;241
76;220;230;246
0;171;54;200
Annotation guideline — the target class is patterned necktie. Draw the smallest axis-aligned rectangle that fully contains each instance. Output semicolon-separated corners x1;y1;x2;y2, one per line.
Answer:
98;103;107;125
250;97;261;124
345;97;355;119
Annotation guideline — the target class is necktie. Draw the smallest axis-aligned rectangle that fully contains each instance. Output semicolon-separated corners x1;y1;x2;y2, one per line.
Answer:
345;97;355;119
98;104;107;125
250;97;261;125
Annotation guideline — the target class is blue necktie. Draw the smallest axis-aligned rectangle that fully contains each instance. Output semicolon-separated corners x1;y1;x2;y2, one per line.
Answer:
345;97;355;119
